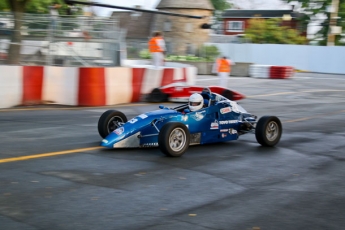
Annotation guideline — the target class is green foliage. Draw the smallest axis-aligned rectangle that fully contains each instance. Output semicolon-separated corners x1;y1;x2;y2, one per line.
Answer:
165;55;207;62
0;1;9;11
25;0;56;14
283;0;345;45
210;0;232;21
210;0;232;11
244;18;307;44
197;45;221;61
1;0;84;15
139;49;151;59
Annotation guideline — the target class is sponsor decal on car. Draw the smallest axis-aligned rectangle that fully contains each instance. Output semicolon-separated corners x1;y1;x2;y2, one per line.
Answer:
221;133;227;138
102;139;109;144
220;129;228;132
230;101;241;113
219;120;238;125
114;127;124;135
220;107;232;114
128;118;138;124
182;115;188;122
191;110;206;121
229;128;238;135
210;120;219;129
141;143;158;147
138;114;148;119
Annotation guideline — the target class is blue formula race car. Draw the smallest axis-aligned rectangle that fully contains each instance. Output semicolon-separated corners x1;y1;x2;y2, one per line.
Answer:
98;88;282;157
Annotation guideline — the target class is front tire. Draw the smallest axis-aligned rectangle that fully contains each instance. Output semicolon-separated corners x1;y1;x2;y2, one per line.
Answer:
98;110;127;138
148;88;168;103
158;122;190;157
255;116;282;147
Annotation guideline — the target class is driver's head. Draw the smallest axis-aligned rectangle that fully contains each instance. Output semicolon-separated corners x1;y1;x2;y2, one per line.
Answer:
188;93;204;112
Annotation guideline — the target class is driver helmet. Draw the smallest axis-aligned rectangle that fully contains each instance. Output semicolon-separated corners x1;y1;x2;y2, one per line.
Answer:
188;93;204;112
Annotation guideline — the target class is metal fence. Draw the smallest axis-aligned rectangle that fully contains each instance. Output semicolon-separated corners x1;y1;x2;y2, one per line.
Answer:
0;12;123;66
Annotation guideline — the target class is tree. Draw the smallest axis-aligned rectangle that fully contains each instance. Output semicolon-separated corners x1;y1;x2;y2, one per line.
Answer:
3;0;81;64
244;18;307;44
6;0;31;64
0;1;10;11
283;0;345;45
210;0;232;11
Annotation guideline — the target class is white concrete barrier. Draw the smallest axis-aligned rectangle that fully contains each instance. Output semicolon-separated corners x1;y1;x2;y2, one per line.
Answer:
249;65;272;78
0;66;22;109
43;67;79;106
105;67;133;105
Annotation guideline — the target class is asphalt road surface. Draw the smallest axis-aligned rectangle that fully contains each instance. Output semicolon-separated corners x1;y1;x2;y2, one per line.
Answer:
1;72;345;230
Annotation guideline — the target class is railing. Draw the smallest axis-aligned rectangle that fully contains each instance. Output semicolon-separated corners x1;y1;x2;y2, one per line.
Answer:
0;12;122;66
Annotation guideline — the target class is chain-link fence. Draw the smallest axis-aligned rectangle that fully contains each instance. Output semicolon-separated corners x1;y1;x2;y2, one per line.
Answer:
0;11;241;68
0;12;123;66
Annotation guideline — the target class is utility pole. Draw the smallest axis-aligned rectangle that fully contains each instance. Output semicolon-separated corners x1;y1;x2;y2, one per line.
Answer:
327;0;340;46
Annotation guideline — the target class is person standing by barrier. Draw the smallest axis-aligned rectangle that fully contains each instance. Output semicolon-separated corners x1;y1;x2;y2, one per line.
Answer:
148;31;166;68
213;56;232;87
49;2;61;32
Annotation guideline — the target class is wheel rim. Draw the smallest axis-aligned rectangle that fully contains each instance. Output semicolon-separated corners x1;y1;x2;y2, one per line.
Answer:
266;121;279;141
107;116;124;133
169;128;186;152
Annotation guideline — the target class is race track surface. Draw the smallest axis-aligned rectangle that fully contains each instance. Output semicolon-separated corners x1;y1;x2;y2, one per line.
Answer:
1;72;345;230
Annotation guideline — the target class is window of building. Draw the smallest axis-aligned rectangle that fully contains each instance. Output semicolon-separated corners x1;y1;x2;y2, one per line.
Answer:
186;43;194;55
166;42;173;54
185;23;193;33
227;21;244;32
164;21;171;32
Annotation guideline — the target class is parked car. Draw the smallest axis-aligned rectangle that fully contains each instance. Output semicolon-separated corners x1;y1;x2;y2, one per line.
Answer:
146;82;245;103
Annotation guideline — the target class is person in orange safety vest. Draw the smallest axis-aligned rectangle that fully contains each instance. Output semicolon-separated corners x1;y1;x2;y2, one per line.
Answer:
213;56;233;87
148;31;166;68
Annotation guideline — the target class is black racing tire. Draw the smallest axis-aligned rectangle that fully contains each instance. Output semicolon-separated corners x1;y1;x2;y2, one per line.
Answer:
158;122;190;157
98;110;127;138
149;88;169;103
222;89;234;101
255;116;282;147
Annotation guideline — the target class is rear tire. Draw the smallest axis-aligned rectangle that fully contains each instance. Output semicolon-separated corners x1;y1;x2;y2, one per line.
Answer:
158;122;190;157
255;116;282;147
149;88;168;103
98;110;127;138
222;89;234;101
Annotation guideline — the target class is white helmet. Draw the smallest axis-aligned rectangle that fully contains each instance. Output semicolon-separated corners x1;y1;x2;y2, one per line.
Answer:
188;93;204;112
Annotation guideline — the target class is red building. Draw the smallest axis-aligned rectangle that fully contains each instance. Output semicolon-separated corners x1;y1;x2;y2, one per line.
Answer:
221;10;307;37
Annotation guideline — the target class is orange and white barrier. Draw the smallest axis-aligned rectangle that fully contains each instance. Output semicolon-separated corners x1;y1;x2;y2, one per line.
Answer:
0;65;197;109
249;65;294;79
269;66;295;79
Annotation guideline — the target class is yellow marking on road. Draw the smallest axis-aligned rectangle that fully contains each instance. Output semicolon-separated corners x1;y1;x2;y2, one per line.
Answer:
285;117;314;123
247;89;345;98
246;92;293;98
0;146;103;164
285;110;345;123
302;89;345;93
